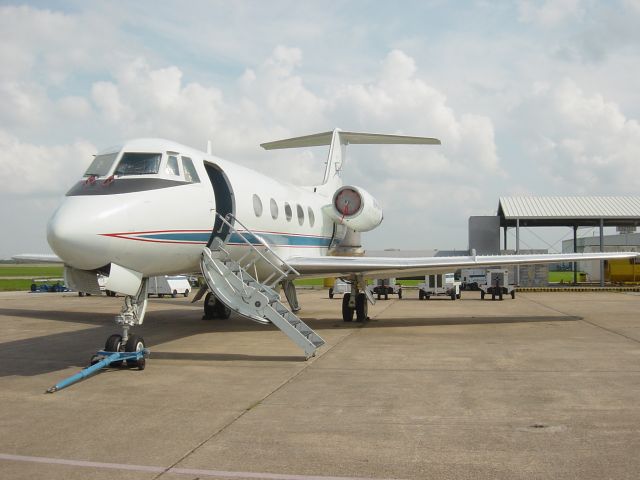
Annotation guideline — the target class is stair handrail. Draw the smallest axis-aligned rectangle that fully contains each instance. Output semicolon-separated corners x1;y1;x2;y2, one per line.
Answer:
213;212;300;283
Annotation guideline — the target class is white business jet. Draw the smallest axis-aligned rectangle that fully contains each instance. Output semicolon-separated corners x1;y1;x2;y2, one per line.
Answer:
40;128;635;360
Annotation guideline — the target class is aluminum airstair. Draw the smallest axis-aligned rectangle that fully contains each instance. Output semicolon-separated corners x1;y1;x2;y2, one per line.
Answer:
200;213;325;359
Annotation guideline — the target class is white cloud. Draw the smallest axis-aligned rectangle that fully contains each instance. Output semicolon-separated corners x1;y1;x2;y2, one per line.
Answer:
515;79;640;193
0;131;96;195
333;50;499;178
2;1;640;256
518;0;584;26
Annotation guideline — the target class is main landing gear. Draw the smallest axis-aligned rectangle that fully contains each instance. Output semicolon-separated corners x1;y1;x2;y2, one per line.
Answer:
202;292;232;320
342;277;370;322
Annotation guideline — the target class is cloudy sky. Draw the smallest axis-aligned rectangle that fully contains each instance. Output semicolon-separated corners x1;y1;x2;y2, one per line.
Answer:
2;0;640;258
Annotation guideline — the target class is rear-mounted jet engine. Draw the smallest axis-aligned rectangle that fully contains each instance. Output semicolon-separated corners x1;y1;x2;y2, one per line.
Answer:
324;185;383;232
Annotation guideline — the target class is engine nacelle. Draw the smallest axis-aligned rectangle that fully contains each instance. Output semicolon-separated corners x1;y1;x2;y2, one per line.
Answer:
325;185;383;232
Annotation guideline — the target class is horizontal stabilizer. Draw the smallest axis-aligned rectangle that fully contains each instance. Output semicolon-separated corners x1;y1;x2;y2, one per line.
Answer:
261;130;440;150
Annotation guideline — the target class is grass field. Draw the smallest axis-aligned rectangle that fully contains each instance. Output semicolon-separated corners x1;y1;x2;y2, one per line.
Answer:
0;265;64;277
0;264;64;291
548;271;586;283
0;279;39;291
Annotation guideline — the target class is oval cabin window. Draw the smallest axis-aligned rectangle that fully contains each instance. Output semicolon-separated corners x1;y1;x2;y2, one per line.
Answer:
296;204;304;225
253;194;263;217
307;207;315;227
270;198;278;219
284;203;292;221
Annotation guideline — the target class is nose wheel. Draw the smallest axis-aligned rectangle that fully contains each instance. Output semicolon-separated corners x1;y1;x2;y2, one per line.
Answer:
97;333;146;369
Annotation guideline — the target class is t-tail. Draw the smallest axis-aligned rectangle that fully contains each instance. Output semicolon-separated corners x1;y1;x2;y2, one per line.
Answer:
260;128;441;195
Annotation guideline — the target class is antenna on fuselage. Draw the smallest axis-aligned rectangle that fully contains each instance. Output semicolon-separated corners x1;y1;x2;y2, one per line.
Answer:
206;140;212;155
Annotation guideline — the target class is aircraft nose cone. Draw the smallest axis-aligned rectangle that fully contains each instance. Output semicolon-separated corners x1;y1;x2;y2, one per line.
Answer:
47;200;110;270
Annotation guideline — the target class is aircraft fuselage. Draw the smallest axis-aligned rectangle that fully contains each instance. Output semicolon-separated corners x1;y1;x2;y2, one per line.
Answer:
47;138;336;277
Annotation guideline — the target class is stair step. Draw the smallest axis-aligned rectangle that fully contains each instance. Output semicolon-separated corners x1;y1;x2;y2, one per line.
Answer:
201;242;324;359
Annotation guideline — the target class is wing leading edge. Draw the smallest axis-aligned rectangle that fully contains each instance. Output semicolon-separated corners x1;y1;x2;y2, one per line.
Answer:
287;252;638;279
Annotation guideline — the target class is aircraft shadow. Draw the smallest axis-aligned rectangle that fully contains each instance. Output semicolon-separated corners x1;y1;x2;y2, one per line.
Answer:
0;308;304;377
150;352;301;362
0;306;579;378
352;315;582;328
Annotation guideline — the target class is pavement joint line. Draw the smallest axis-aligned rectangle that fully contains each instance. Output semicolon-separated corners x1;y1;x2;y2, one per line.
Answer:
522;292;640;345
579;317;640;345
290;367;640;373
0;453;404;480
152;311;366;479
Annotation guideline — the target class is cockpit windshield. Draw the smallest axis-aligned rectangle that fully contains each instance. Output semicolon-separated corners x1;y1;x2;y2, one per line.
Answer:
84;152;118;177
114;153;162;176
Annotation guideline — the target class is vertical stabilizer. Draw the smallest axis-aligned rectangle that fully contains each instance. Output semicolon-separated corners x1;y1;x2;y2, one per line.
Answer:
260;128;440;195
319;128;346;194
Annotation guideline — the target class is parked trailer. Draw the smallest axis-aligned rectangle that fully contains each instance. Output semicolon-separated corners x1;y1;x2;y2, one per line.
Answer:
371;278;402;300
148;275;191;298
460;268;487;290
328;279;351;299
418;273;461;300
479;269;516;300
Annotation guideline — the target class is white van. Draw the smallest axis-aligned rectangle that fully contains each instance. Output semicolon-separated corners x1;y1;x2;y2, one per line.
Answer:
148;275;191;298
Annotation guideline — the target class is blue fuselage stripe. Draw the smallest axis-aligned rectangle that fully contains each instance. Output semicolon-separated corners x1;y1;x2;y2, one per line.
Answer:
136;231;332;247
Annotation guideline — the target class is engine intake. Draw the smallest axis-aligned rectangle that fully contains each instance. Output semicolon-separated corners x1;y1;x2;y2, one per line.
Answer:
325;185;383;232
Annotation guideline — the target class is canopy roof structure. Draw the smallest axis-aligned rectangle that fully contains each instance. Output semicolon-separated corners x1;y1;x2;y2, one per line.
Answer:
498;196;640;228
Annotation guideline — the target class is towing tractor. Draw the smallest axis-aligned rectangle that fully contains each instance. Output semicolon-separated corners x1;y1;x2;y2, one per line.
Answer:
371;278;402;300
479;268;516;300
418;273;461;300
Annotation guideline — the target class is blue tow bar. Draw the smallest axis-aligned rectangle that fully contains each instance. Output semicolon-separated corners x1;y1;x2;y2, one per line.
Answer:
46;349;150;393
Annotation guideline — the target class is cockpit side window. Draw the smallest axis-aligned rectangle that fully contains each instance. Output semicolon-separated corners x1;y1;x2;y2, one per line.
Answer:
182;157;200;183
84;152;118;177
166;155;180;176
114;153;162;176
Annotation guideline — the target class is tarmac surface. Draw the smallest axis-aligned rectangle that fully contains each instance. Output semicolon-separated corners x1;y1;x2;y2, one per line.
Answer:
0;288;639;479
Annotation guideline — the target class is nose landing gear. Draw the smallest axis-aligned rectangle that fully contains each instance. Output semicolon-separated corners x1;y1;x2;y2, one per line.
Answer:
46;279;151;393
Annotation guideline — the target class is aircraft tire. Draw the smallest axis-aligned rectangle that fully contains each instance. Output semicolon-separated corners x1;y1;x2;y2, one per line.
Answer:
215;301;231;319
398;288;402;299
125;335;145;369
105;334;124;367
355;292;368;322
329;287;334;299
342;293;354;322
203;292;217;319
511;290;516;299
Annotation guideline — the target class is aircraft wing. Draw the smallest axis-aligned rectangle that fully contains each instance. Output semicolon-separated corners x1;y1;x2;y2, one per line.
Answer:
12;254;62;263
287;252;637;279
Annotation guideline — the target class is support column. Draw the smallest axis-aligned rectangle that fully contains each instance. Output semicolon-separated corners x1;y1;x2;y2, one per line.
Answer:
504;226;508;251
599;219;604;287
515;218;520;285
573;225;578;284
